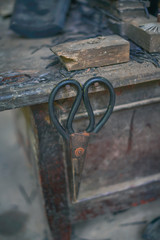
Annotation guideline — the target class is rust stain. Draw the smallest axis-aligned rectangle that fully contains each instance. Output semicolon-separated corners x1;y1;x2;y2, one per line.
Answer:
70;132;90;201
1;74;30;82
132;197;157;208
132;202;138;207
127;85;134;90
148;198;155;202
82;131;90;137
54;102;66;112
86;68;91;72
75;147;85;157
44;115;51;124
141;200;148;205
75;207;105;221
116;88;123;96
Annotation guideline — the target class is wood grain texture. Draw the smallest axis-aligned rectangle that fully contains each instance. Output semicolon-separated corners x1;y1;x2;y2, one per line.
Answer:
28;105;71;240
126;16;160;52
20;87;160;227
0;61;160;112
51;35;130;70
71;181;160;222
88;0;150;20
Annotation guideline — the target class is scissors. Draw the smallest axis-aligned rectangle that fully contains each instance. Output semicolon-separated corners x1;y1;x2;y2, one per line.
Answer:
49;76;115;201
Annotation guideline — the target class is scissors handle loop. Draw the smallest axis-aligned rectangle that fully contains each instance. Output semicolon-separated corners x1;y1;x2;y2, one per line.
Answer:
49;79;82;141
83;77;115;133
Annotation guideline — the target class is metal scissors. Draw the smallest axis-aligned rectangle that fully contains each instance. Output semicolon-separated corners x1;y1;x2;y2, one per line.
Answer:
49;76;115;201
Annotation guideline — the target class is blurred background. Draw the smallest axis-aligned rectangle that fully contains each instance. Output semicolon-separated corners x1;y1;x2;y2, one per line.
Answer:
0;109;52;240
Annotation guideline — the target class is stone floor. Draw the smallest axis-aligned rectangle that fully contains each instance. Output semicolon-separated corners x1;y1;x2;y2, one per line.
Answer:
0;109;160;240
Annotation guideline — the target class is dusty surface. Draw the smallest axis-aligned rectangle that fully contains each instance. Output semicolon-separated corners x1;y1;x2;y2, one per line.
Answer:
0;5;160;111
51;35;129;70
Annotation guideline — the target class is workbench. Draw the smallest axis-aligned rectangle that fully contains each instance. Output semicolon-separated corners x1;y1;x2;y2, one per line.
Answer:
1;2;160;240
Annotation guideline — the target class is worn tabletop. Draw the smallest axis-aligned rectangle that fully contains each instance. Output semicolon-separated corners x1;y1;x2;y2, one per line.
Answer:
0;1;160;111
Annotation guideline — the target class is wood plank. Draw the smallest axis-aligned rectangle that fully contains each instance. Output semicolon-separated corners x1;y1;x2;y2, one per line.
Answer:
88;0;150;20
76;102;160;200
71;181;160;223
89;0;150;9
0;60;160;111
126;16;160;52
51;35;130;71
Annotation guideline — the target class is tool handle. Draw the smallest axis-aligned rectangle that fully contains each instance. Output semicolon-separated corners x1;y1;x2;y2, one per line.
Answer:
49;79;82;141
83;77;116;133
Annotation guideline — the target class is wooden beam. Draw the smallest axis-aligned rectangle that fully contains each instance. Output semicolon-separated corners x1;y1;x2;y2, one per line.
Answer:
126;16;160;52
88;0;150;20
51;35;130;71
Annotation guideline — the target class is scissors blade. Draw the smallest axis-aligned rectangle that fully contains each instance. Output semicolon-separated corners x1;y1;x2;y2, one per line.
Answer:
70;132;90;201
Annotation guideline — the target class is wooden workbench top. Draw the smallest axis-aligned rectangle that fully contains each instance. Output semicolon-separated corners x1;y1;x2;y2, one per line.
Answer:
0;2;160;111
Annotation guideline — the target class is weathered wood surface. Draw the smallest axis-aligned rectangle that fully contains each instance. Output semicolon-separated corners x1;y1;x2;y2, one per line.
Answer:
126;16;160;52
55;79;160;202
51;35;130;70
100;0;150;9
0;2;160;112
19;78;160;229
78;103;160;199
71;181;160;222
1;58;160;112
88;0;150;20
17;106;72;240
